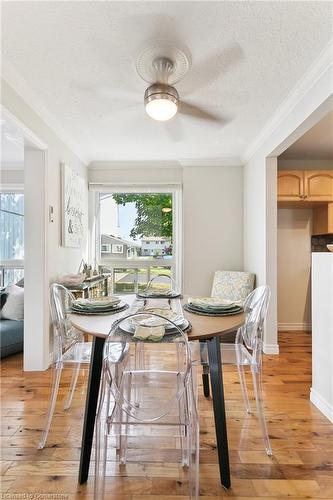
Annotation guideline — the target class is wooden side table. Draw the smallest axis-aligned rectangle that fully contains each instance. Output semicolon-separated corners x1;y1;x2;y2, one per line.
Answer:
66;274;112;299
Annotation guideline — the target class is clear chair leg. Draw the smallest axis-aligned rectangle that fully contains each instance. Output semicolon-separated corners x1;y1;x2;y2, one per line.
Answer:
134;343;144;407
193;419;200;499
119;372;132;464
94;414;108;499
200;341;210;397
237;363;251;414
94;379;109;500
178;374;188;467
187;412;199;499
64;362;81;410
38;364;62;449
251;367;272;456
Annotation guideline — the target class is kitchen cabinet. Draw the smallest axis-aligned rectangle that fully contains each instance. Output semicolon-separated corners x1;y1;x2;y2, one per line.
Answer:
277;170;333;202
313;203;333;235
277;171;304;201
304;171;333;201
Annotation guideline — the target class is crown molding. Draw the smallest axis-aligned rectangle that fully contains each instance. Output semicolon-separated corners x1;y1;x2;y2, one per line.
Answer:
242;39;333;164
1;59;88;165
89;158;242;169
180;157;243;167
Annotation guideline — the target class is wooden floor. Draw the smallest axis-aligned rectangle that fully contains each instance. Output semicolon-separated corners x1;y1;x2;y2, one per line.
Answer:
1;332;333;499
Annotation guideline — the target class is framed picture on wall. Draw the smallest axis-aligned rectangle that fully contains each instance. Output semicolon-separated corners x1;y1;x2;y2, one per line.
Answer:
61;163;87;248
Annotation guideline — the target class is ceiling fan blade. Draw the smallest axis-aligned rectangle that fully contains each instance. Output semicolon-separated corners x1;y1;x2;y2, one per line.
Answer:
179;101;229;124
71;82;139;100
70;82;141;114
179;43;245;96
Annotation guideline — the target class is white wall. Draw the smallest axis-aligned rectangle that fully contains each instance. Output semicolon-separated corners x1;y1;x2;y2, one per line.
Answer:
278;159;333;170
311;253;333;422
183;166;243;295
277;208;313;330
89;163;244;296
2;78;88;370
243;49;333;354
88;164;182;185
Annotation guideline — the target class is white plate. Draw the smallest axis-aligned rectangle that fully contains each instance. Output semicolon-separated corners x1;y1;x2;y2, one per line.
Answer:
74;296;121;308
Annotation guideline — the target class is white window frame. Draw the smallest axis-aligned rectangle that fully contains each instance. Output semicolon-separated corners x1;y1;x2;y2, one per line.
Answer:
0;190;25;287
92;184;182;292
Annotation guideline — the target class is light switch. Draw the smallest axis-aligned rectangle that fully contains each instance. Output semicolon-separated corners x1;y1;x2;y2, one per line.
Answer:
49;205;54;223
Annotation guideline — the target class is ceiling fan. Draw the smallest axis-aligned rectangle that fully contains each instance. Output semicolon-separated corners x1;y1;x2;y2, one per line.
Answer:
136;42;226;124
74;39;244;138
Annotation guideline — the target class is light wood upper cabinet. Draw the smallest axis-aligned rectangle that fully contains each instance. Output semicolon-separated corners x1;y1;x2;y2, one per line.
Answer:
313;203;333;235
277;171;304;200
277;169;333;202
303;170;333;201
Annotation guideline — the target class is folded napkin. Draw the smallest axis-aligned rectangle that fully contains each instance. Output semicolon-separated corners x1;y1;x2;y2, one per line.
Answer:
133;324;165;341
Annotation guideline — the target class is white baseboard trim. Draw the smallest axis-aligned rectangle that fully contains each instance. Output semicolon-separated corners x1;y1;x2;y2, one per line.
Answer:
278;322;311;332
263;343;279;355
310;388;333;423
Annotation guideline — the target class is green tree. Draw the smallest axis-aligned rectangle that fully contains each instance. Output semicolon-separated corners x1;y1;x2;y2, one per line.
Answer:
112;193;172;239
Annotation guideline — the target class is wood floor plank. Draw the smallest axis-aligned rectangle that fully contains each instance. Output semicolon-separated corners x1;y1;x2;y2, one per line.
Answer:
1;331;333;499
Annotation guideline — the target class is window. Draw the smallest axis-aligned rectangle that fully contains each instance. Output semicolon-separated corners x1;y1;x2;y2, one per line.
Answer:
112;244;123;254
0;193;24;287
97;188;181;293
101;244;111;253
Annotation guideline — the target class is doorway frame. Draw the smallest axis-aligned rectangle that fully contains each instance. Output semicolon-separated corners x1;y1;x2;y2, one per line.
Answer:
1;106;49;371
264;97;333;353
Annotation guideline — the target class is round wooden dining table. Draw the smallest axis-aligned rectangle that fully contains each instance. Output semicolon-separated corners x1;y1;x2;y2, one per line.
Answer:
70;295;244;490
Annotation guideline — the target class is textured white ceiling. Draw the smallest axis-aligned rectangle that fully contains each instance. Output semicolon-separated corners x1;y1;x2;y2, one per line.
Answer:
2;1;332;163
282;111;333;160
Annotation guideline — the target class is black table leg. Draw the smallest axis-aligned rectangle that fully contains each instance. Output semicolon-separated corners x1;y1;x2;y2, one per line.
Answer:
79;336;105;484
207;336;231;489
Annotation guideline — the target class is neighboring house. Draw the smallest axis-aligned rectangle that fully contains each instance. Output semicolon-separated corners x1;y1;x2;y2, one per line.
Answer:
100;234;140;260
141;236;171;257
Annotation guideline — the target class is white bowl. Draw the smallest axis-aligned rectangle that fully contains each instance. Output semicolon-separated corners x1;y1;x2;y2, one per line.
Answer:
327;244;333;252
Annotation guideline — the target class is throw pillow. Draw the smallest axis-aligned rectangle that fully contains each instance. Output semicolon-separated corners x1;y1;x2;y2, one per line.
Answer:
0;291;8;319
1;284;24;321
16;278;24;288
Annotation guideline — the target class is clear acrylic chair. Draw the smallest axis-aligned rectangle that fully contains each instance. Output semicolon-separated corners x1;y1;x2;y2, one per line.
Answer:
38;283;126;449
143;273;180;295
94;312;199;499
200;270;255;397
201;285;272;455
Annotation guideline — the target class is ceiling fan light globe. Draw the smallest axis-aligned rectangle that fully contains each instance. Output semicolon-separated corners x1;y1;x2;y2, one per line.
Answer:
144;84;179;121
145;96;178;121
